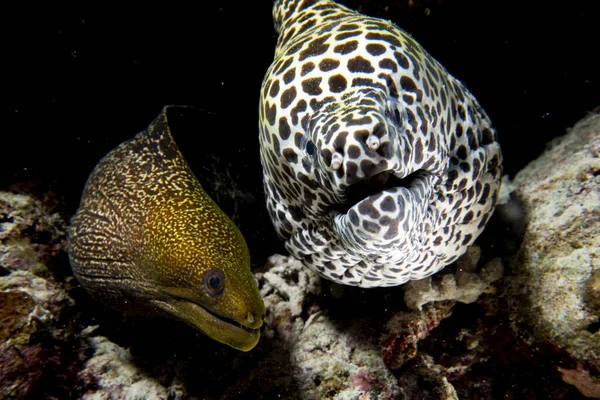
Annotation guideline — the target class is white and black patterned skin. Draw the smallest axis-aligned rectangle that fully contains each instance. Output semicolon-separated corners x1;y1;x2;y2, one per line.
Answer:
259;0;502;287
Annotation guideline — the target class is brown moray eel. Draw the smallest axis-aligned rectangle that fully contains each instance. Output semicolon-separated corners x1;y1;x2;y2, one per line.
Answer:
68;106;265;351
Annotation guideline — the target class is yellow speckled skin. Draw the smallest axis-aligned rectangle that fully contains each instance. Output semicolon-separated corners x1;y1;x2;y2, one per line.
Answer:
68;106;265;351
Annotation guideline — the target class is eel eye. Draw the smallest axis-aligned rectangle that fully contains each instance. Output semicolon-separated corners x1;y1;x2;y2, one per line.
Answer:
386;98;405;126
393;108;402;125
203;269;225;297
306;140;315;156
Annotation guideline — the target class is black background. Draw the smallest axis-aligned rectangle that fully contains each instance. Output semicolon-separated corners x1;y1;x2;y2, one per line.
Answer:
3;1;599;223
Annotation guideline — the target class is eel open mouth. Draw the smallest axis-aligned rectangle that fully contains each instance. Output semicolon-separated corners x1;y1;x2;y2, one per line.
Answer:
334;170;419;214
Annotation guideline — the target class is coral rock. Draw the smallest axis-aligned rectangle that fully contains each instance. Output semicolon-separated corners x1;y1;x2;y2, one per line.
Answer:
77;334;184;400
404;246;504;311
257;255;401;399
0;191;72;398
507;112;600;394
382;301;454;369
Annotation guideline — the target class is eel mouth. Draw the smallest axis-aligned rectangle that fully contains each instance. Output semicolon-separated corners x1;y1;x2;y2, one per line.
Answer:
151;297;262;352
196;300;259;333
334;170;418;214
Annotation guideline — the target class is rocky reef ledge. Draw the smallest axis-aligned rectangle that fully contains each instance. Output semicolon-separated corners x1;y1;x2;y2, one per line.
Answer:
506;111;600;398
1;112;598;399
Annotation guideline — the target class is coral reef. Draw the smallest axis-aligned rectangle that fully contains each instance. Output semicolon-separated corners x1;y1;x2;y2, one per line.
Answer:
396;354;459;400
257;255;402;399
77;328;187;400
3;113;600;399
505;111;600;395
258;254;322;344
403;246;504;311
382;301;454;369
0;191;74;398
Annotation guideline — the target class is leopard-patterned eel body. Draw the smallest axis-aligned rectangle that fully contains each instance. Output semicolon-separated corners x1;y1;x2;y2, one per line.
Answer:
259;0;502;287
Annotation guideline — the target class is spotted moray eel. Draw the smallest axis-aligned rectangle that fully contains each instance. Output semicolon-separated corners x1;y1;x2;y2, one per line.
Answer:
258;0;502;287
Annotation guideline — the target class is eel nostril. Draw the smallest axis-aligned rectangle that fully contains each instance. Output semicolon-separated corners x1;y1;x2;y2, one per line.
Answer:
331;152;343;170
306;140;315;156
367;135;380;150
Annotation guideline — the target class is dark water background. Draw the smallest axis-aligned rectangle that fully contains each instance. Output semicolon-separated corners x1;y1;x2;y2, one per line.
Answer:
3;1;599;251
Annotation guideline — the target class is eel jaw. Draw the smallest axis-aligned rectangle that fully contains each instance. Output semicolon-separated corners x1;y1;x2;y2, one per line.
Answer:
149;298;261;352
337;170;418;213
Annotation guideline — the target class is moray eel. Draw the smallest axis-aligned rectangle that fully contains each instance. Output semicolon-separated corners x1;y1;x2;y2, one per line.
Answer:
259;0;502;287
68;107;265;351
